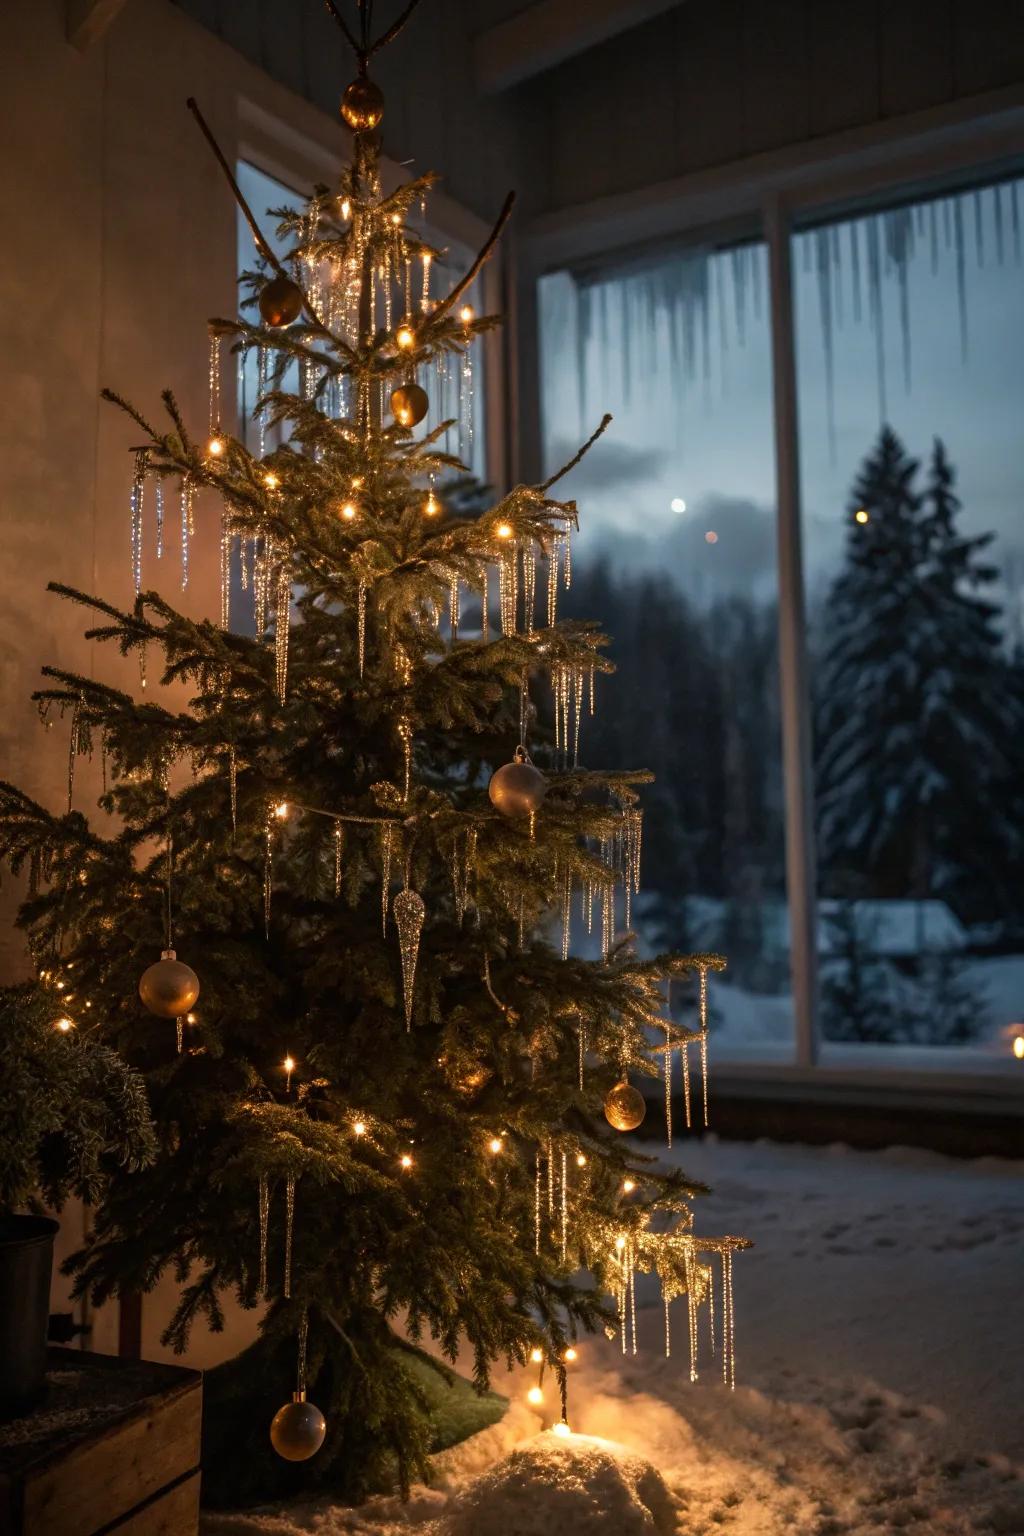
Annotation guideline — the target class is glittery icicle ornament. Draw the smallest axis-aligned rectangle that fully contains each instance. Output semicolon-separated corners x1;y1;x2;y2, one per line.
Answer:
393;886;425;1030
130;452;146;597
699;965;710;1128
275;566;291;703
283;1175;295;1298
333;823;343;897
258;1175;269;1295
380;823;395;934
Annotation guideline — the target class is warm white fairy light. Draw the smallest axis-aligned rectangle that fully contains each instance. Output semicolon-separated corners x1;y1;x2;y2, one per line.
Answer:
339;197;351;219
395;324;415;350
623;1179;635;1194
1014;1035;1024;1060
400;1153;413;1170
488;1136;503;1155
207;435;225;458
274;801;289;819
340;501;357;520
530;1347;543;1363
527;1385;543;1405
283;1055;296;1092
552;1419;572;1438
564;1347;577;1362
575;1153;587;1168
459;304;474;323
424;491;441;517
263;470;280;490
353;1119;366;1136
55;1017;74;1033
495;522;513;539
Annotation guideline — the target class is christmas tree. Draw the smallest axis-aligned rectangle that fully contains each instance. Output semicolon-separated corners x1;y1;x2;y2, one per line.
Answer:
0;2;747;1506
815;426;1021;927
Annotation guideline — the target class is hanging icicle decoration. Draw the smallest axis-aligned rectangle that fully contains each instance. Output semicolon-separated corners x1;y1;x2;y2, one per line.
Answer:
523;544;537;634
257;345;267;458
180;476;195;590
721;1249;736;1389
421;251;432;312
561;862;572;961
534;1148;541;1254
547;1137;554;1217
67;694;83;812
480;569;489;643
498;545;518;635
459;319;474;463
664;1288;672;1359
393;885;426;1031
560;1149;568;1263
228;747;238;840
219;512;231;630
357;580;368;677
155;480;164;560
685;1245;699;1382
578;1019;585;1092
258;1175;270;1296
380;823;395;934
622;807;643;929
682;1040;692;1129
333;823;343;897
699;964;710;1128
664;1019;672;1147
283;1175;295;1299
264;805;274;937
547;540;559;628
275;565;291;703
130;451;146;597
449;569;460;641
398;716;413;801
208;329;222;436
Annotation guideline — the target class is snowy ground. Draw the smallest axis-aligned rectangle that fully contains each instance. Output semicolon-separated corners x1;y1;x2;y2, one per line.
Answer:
203;1137;1024;1535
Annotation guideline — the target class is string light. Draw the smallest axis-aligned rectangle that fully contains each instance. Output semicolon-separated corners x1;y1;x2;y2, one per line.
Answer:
564;1347;578;1363
488;1136;503;1155
575;1153;587;1168
552;1419;572;1438
353;1120;367;1136
527;1385;543;1405
855;508;870;524
207;435;225;458
340;502;357;520
1014;1036;1024;1060
615;1234;627;1251
623;1179;635;1194
459;304;474;323
400;1153;413;1170
263;471;280;490
395;324;415;350
530;1347;544;1364
495;523;512;539
55;1017;74;1033
339;197;351;219
283;1055;296;1092
274;801;289;819
423;491;441;517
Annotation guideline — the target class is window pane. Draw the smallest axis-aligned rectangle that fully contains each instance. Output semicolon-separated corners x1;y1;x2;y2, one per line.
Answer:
538;241;792;1059
794;176;1024;1063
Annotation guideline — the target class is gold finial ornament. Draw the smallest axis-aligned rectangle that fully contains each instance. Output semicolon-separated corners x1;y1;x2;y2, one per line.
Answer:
341;75;385;131
258;274;303;328
390;383;429;428
603;1079;646;1132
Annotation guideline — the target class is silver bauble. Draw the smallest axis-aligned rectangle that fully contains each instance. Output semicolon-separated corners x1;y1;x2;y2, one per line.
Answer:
488;749;547;818
138;949;200;1019
269;1391;327;1461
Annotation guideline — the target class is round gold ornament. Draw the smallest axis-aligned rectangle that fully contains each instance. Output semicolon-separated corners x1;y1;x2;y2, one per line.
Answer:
269;1390;326;1461
259;275;303;328
138;949;200;1020
488;747;547;818
603;1080;646;1132
389;383;429;428
340;76;385;131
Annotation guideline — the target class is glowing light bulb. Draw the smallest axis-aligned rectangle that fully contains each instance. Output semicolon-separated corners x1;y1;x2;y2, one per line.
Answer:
340;197;351;219
207;435;225;458
274;801;289;819
263;471;279;490
391;212;402;226
622;1178;635;1194
353;1119;367;1136
1014;1035;1024;1060
283;1055;296;1091
670;497;687;514
530;1347;544;1363
488;1136;503;1155
704;530;718;545
459;304;474;324
527;1385;543;1405
564;1347;577;1363
424;491;440;517
495;522;513;540
340;502;357;520
855;508;870;524
56;981;65;991
615;1235;627;1252
186;1013;197;1025
395;324;415;350
400;1153;413;1170
575;1153;587;1168
55;1017;74;1033
351;475;364;489
552;1419;572;1438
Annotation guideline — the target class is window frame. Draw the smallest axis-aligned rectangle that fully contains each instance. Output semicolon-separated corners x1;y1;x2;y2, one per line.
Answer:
520;84;1024;1087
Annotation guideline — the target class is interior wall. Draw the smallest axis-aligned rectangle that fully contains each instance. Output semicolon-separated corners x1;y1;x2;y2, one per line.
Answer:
532;0;1024;212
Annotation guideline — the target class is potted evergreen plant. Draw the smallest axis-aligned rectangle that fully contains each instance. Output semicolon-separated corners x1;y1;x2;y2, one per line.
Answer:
0;983;155;1418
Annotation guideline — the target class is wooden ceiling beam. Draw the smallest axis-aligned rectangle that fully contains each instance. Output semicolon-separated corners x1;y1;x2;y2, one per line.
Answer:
474;0;682;94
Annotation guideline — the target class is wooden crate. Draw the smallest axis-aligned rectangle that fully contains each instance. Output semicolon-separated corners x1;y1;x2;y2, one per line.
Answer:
0;1347;201;1536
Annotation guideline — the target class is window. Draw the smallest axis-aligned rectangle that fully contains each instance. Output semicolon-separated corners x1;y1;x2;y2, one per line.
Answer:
538;241;793;1059
794;176;1024;1060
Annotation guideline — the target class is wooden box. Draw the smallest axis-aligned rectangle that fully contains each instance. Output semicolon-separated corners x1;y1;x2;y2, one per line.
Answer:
0;1347;201;1536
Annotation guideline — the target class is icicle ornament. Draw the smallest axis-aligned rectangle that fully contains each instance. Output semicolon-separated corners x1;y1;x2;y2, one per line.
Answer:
130;452;146;597
283;1175;295;1298
258;1176;269;1295
393;887;425;1030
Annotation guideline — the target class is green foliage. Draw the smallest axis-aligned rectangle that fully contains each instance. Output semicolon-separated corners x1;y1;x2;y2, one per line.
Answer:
0;983;155;1214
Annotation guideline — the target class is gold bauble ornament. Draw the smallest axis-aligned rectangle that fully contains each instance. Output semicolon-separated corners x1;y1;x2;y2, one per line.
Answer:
269;1390;327;1461
138;949;200;1020
488;747;547;818
259;275;303;328
389;383;429;428
340;76;385;131
603;1079;646;1132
